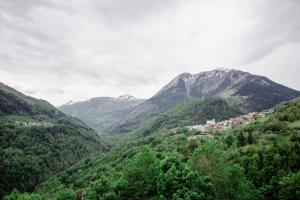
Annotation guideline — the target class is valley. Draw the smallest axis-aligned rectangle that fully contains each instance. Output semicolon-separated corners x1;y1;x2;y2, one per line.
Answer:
9;98;300;200
1;69;299;200
59;95;144;133
1;0;300;199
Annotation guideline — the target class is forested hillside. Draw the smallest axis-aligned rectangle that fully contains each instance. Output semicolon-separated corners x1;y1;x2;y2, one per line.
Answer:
0;83;109;198
0;82;64;118
136;97;244;136
7;99;299;200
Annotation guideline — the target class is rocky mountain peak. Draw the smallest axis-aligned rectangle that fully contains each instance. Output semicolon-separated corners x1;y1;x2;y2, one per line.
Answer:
109;68;300;134
176;72;193;79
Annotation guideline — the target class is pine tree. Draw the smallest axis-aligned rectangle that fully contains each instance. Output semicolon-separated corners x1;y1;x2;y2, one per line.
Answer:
248;132;254;144
238;131;245;146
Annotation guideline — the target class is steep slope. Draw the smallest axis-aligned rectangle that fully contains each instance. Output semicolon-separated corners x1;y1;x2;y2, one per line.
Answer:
59;95;144;132
0;82;63;118
0;82;108;197
136;97;244;136
14;99;300;200
110;68;300;134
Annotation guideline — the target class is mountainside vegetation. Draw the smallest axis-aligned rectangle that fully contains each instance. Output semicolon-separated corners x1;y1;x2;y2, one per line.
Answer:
0;83;109;198
136;97;244;136
6;98;300;200
59;96;144;132
0;82;64;118
110;69;300;134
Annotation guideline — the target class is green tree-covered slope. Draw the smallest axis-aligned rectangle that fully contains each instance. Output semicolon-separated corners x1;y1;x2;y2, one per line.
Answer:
136;97;244;136
9;99;299;200
0;83;109;198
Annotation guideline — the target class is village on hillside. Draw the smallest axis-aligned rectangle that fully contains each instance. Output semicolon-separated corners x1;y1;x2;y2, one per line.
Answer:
15;120;54;127
184;109;272;140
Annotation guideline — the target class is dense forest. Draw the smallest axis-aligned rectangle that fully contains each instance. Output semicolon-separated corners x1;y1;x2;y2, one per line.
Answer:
136;97;244;136
1;0;300;198
4;99;299;199
0;114;109;198
0;83;109;198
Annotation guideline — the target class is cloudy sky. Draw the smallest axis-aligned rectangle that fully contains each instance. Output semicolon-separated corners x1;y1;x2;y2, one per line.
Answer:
0;0;299;106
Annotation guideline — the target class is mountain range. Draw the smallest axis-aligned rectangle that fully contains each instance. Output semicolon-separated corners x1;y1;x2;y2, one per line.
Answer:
1;68;300;199
59;68;300;135
59;95;144;132
108;68;300;133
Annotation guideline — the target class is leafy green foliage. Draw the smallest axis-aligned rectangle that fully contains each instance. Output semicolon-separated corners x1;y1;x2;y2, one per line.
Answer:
0;115;108;196
121;147;160;198
86;177;119;200
278;172;300;200
54;187;76;200
157;154;217;200
0;84;109;197
138;97;243;136
3;97;300;200
3;190;43;200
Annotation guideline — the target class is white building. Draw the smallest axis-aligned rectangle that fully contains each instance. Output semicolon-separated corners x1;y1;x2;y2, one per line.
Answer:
206;119;216;126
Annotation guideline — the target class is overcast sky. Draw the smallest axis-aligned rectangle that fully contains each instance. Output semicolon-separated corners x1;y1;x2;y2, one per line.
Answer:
0;0;299;106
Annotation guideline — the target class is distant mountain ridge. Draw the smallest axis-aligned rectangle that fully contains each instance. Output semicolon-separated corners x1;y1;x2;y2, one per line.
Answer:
0;82;63;118
109;68;300;134
0;82;108;196
59;95;144;132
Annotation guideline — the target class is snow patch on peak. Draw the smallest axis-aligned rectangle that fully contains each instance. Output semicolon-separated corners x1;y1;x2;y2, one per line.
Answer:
176;72;192;80
181;73;193;82
195;68;236;80
214;67;234;73
117;95;135;101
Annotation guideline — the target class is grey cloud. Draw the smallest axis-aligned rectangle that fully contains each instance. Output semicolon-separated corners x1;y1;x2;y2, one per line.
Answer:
238;0;300;65
87;0;178;26
45;88;65;95
0;0;58;21
0;0;299;105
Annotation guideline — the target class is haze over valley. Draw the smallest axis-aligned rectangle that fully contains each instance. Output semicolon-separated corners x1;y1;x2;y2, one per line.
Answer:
0;0;300;199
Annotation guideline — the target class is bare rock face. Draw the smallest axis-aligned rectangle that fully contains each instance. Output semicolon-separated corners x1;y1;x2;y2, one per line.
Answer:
109;68;300;134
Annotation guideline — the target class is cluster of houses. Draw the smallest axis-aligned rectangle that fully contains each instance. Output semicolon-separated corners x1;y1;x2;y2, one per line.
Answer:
186;109;272;140
15;120;53;127
186;109;272;132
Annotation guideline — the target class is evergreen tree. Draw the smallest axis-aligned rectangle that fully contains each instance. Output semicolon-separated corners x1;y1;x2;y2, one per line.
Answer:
121;147;160;199
248;132;254;145
238;131;245;146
